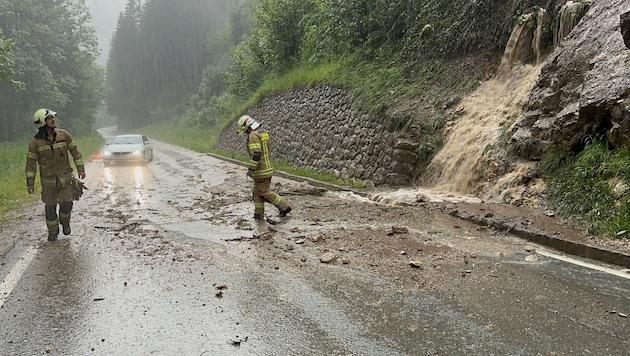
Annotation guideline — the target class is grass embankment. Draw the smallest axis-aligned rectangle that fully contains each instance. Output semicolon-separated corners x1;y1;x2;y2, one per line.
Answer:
540;142;630;237
0;133;103;222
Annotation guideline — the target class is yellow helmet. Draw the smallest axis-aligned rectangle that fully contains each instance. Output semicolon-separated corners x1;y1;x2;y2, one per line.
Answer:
236;115;260;133
33;108;57;128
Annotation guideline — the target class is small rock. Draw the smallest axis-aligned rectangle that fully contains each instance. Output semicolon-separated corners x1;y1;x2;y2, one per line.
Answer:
320;252;337;264
387;226;409;235
524;245;536;252
227;336;248;346
409;261;423;268
525;255;538;263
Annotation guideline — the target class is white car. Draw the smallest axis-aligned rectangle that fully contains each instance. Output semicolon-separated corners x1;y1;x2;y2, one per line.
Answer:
102;134;154;165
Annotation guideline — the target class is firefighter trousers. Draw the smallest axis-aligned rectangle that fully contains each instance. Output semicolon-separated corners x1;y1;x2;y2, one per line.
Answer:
253;177;290;216
41;183;73;235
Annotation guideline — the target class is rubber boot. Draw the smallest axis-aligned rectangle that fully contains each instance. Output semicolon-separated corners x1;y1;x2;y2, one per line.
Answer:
59;202;72;235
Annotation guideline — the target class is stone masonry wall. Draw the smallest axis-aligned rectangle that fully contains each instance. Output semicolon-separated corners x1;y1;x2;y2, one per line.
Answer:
214;85;419;186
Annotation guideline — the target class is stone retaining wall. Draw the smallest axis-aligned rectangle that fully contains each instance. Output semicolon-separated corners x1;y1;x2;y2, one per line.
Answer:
214;85;420;186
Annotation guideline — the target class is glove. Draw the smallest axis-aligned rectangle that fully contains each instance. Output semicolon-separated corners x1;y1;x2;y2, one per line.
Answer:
71;177;88;201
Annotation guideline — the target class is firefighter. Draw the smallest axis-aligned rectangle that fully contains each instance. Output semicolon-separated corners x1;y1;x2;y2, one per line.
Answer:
26;108;86;241
237;115;291;219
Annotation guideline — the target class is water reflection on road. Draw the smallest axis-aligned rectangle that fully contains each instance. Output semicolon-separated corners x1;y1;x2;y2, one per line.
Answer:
101;164;151;210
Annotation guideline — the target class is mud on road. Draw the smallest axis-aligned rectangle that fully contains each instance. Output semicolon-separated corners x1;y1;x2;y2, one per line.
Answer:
2;138;630;355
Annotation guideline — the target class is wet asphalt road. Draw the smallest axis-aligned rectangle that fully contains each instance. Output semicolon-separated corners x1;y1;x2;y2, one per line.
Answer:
1;133;630;355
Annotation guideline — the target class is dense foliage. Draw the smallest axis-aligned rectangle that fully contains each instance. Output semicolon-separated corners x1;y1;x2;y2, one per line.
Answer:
108;0;557;130
0;30;18;86
0;0;106;141
540;143;630;237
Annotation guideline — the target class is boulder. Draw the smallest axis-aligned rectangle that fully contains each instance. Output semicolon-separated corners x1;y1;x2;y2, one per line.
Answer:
512;0;630;157
621;11;630;49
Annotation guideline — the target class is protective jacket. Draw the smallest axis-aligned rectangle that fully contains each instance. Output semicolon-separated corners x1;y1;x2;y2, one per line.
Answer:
26;128;85;188
246;129;274;179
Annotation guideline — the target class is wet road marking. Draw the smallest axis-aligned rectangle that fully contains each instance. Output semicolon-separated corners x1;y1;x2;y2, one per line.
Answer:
537;248;630;280
0;247;37;308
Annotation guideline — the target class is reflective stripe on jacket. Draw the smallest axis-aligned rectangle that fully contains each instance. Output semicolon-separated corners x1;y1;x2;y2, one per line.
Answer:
26;128;85;188
246;129;273;179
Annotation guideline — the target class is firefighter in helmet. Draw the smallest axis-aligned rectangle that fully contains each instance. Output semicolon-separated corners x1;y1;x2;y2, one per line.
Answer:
237;115;291;219
26;108;86;241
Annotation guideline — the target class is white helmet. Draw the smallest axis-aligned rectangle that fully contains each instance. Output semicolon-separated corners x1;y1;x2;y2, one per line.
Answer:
236;115;261;133
33;108;57;128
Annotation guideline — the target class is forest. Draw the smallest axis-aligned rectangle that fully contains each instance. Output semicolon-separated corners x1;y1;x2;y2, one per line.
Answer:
0;0;105;141
0;0;547;139
106;0;539;131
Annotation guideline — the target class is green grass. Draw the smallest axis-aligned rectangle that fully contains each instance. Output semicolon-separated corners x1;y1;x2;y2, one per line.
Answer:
0;132;103;222
228;152;369;189
274;161;368;189
252;62;343;103
541;142;630;237
0;142;37;219
227;61;345;124
138;121;221;153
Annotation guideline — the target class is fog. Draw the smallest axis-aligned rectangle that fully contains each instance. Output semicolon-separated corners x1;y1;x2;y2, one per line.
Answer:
85;0;128;66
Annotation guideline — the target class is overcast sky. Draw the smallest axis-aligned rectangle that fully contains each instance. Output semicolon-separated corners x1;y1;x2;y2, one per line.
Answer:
86;0;128;66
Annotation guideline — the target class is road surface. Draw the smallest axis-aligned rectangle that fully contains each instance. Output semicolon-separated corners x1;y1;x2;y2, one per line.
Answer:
1;132;629;355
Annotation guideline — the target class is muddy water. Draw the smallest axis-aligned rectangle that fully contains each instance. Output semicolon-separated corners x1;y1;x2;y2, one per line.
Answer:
421;65;541;201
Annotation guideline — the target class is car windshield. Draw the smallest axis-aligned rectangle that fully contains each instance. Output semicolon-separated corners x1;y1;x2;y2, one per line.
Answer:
111;136;143;145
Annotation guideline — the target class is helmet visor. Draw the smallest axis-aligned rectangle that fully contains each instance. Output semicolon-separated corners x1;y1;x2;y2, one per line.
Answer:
45;110;57;119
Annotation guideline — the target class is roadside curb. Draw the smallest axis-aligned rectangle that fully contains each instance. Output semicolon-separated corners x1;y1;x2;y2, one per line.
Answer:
429;202;630;269
206;152;630;269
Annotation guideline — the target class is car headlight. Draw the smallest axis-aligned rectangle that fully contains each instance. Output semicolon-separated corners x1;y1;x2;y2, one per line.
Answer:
103;151;112;156
132;150;142;155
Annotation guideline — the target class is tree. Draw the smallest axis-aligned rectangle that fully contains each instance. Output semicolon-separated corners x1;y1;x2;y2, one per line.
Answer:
106;0;144;128
252;0;317;72
0;0;105;141
106;0;235;129
0;30;19;86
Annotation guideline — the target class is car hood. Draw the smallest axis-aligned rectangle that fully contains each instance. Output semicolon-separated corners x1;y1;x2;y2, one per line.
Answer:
105;143;145;153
